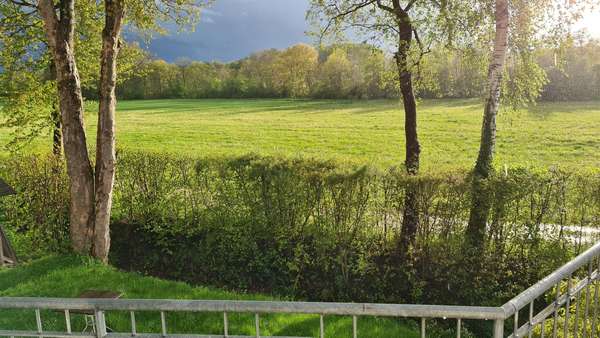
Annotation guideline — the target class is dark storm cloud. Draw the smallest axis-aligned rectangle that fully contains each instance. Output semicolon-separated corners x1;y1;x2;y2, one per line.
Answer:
136;0;312;62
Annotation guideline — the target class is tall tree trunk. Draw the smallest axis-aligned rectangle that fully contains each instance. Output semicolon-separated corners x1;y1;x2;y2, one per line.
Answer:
93;0;125;263
38;0;95;254
465;0;510;248
395;10;421;259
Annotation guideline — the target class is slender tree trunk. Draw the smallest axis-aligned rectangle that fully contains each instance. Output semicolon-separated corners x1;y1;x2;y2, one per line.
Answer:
51;107;62;156
395;11;421;259
48;61;63;156
94;0;125;263
38;0;95;254
465;0;510;248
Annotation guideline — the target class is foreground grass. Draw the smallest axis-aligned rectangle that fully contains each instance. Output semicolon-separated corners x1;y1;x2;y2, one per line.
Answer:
2;99;598;170
0;256;419;337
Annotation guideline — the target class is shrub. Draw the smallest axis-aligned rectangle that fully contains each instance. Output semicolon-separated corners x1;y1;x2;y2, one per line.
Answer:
0;155;70;259
1;152;598;308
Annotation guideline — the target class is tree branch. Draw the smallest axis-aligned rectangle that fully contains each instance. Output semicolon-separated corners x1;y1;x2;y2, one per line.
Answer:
404;0;418;12
375;0;395;13
317;0;378;44
9;0;36;8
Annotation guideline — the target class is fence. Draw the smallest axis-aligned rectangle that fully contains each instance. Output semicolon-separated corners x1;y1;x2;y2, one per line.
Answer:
1;241;600;338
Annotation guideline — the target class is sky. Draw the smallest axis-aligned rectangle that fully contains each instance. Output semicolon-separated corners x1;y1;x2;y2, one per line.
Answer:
140;0;600;63
140;0;311;63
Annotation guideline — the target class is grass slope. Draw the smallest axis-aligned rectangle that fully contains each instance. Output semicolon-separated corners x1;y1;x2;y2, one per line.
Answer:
2;99;598;170
0;256;419;337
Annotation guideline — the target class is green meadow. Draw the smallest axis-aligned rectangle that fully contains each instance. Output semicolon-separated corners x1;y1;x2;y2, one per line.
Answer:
2;99;599;170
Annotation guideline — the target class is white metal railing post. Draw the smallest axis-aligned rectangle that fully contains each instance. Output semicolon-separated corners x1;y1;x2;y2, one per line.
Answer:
130;311;137;336
494;319;505;338
64;310;71;334
35;308;42;334
255;313;260;338
160;311;167;337
319;314;324;338
95;310;107;338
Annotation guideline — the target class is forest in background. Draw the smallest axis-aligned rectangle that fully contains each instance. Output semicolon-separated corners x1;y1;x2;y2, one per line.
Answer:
110;38;600;101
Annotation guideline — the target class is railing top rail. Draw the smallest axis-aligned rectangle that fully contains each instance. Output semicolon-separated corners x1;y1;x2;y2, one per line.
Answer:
502;240;600;317
0;297;505;320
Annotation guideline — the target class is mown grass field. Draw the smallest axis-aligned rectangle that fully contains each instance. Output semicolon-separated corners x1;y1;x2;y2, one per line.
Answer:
0;256;420;337
2;99;599;170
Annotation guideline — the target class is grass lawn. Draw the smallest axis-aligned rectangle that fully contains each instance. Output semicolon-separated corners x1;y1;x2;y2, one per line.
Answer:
2;99;599;170
0;256;420;337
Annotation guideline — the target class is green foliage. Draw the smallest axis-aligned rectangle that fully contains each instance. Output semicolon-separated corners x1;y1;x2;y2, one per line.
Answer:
272;44;319;98
0;155;70;259
540;38;600;101
418;47;489;99
314;47;353;98
0;0;54;152
118;43;399;100
0;76;56;151
1;152;597;309
502;53;548;110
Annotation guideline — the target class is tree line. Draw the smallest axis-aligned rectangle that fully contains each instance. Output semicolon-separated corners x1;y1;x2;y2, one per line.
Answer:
115;39;600;101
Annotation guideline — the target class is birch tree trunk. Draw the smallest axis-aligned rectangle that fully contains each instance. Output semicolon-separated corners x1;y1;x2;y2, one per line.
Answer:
38;0;95;254
94;0;125;262
465;0;510;247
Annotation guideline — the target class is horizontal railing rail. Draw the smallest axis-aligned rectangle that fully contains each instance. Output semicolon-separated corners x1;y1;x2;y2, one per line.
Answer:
1;241;600;337
0;298;506;319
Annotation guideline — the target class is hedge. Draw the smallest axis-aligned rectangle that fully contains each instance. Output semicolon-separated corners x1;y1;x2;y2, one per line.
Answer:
0;152;598;309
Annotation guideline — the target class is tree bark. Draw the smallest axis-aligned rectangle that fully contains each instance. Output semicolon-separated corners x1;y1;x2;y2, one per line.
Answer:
93;0;125;263
394;8;421;259
39;0;95;254
465;0;510;247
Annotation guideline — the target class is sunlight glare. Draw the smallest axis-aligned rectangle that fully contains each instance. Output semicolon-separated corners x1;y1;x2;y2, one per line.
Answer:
576;9;600;38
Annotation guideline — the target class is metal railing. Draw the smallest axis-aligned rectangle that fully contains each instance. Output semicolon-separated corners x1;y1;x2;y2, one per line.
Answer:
1;241;600;338
502;240;600;338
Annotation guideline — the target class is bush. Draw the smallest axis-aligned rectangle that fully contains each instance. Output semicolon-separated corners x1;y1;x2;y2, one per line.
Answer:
0;155;70;259
1;152;598;308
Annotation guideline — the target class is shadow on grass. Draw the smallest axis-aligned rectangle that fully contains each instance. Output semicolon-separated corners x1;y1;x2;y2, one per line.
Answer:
115;98;484;118
526;101;600;119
